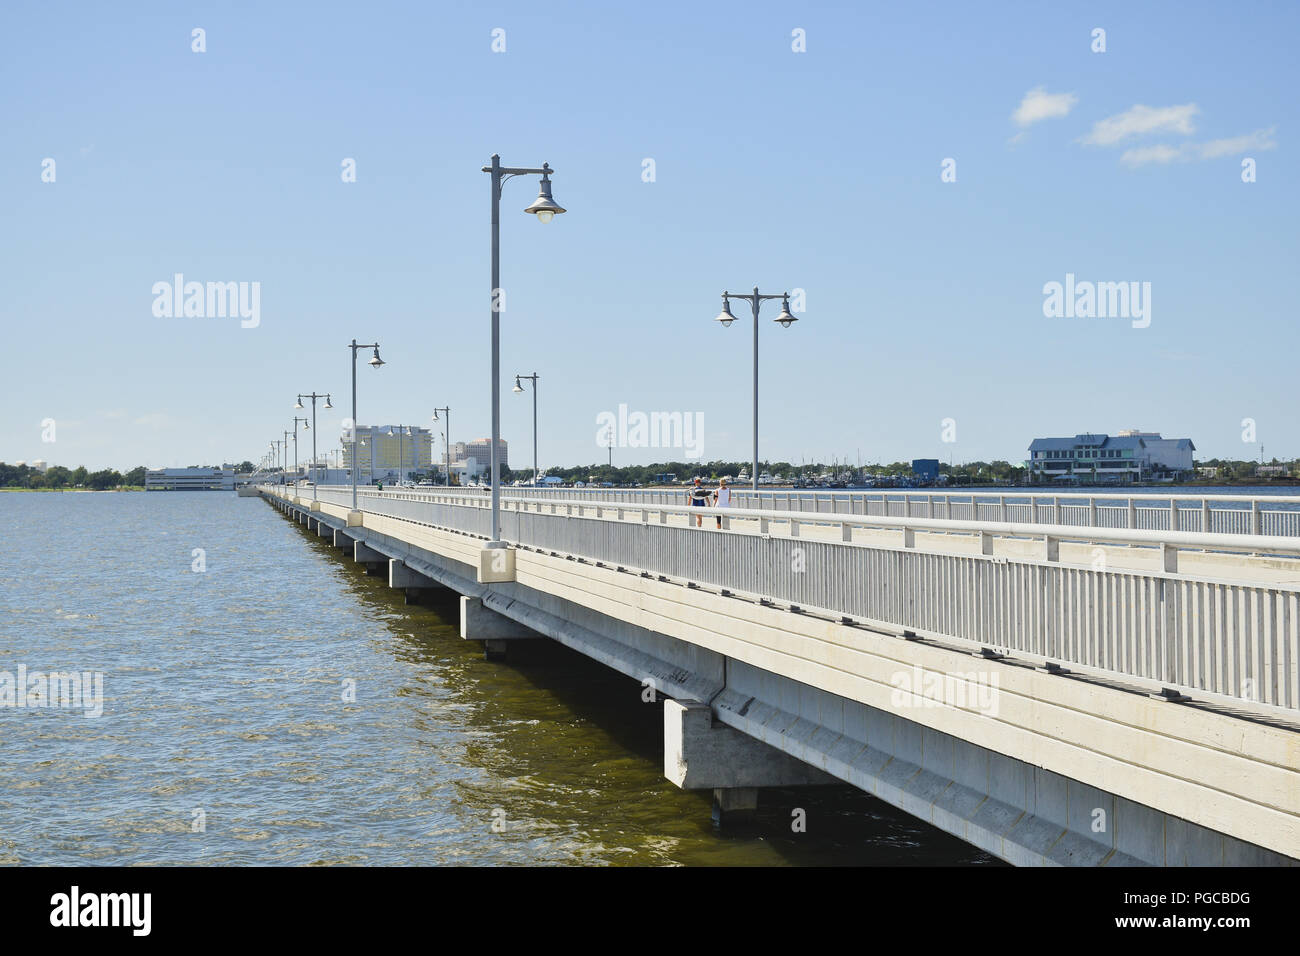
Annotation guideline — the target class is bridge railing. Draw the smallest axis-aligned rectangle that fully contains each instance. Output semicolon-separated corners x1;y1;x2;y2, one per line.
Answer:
303;483;1300;537
284;484;1300;711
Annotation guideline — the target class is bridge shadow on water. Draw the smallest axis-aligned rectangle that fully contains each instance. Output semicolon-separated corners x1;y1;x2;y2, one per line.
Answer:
295;522;1001;866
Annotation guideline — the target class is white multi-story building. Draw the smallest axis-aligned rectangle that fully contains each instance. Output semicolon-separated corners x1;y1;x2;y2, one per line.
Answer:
1026;431;1195;482
145;468;235;491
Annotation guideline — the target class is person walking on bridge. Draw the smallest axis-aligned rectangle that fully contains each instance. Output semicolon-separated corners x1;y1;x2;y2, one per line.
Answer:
688;477;710;527
714;476;731;529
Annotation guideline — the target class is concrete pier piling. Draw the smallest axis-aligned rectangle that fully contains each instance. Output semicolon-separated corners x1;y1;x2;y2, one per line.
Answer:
460;596;541;660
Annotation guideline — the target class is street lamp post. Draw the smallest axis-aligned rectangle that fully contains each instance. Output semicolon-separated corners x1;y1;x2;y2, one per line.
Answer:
512;373;539;485
714;287;801;492
385;425;415;484
292;417;309;487
482;154;565;543
295;392;332;499
281;431;292;485
432;407;450;486
347;340;384;512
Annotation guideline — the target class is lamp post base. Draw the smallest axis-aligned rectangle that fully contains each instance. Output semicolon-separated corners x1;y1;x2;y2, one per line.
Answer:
477;545;515;583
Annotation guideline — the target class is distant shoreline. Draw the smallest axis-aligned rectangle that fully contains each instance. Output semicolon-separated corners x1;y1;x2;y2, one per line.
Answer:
0;487;144;493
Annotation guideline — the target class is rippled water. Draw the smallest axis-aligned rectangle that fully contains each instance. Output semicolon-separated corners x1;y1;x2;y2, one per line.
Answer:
0;491;995;866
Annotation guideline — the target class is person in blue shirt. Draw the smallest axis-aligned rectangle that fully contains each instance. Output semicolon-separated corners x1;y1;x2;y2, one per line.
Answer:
688;477;711;527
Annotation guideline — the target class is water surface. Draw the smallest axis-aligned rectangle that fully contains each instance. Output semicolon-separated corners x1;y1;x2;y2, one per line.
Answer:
0;491;994;866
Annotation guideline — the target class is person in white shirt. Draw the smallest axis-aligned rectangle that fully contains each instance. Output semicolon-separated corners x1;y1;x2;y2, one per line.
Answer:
714;476;731;529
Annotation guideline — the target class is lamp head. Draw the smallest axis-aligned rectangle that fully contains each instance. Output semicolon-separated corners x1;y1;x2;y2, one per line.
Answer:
775;295;798;328
513;377;524;393
324;395;333;409
524;165;565;222
715;295;737;328
295;397;304;409
369;347;384;368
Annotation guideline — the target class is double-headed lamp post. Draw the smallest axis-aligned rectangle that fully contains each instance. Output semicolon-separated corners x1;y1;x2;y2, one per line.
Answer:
715;287;801;492
271;440;283;483
385;425;415;484
482;154;565;544
295;392;332;499
281;430;292;484
347;340;384;512
431;407;450;486
512;373;539;485
292;417;309;486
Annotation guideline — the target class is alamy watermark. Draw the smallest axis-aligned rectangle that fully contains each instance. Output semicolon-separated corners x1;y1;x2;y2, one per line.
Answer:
1;665;104;718
596;404;704;458
152;274;260;328
1042;273;1150;328
889;665;999;716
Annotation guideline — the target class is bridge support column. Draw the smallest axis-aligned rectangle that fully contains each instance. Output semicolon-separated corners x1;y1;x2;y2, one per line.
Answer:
711;787;759;827
389;559;445;604
333;529;355;554
353;540;386;575
664;698;834;827
460;596;541;660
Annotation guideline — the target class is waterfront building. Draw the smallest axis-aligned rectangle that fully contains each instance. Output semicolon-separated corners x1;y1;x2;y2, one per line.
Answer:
911;459;940;482
144;467;235;491
1026;431;1195;482
341;425;434;483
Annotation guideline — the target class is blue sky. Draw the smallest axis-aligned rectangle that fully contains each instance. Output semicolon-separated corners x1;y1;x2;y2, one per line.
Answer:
2;0;1295;471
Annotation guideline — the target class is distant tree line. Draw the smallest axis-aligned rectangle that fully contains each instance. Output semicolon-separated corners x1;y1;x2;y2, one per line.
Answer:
504;456;1292;487
1195;457;1297;480
499;458;1030;485
0;463;148;489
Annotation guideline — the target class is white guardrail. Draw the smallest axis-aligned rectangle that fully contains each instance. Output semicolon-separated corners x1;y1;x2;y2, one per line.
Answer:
403;484;1300;536
275;485;1300;712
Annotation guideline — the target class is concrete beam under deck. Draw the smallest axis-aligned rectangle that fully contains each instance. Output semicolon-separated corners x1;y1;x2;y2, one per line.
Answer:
460;596;543;659
711;661;1297;866
665;697;837;826
352;539;387;573
389;558;448;604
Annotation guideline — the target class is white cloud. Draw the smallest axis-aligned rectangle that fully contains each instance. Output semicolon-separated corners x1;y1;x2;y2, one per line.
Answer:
1120;127;1278;166
1197;126;1277;158
1119;144;1189;166
1082;103;1199;146
1012;87;1078;127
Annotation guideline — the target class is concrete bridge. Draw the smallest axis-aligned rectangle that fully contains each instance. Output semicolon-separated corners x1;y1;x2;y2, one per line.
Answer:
255;483;1300;866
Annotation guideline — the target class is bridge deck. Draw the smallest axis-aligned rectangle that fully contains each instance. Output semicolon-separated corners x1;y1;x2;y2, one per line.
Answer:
258;485;1300;864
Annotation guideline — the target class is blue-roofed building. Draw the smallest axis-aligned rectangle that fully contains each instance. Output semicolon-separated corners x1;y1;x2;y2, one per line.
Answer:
1026;431;1194;483
911;459;940;482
